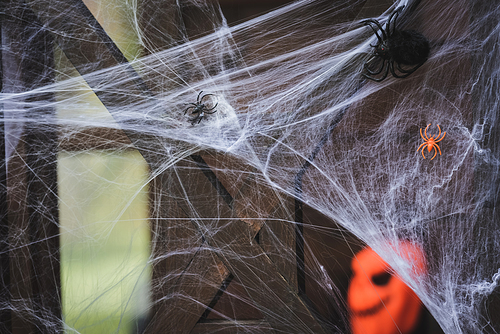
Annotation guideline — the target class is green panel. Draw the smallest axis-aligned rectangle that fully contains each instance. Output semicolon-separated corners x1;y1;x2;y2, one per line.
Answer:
59;150;150;334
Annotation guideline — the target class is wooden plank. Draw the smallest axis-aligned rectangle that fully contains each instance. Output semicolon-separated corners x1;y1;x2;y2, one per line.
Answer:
58;126;133;151
469;1;500;331
2;2;61;333
157;157;326;333
149;246;230;333
25;0;168;165
148;174;230;333
199;149;300;293
199;152;302;321
192;320;275;334
0;13;11;333
6;150;33;334
230;166;298;289
139;0;181;55
201;274;265;321
259;199;298;291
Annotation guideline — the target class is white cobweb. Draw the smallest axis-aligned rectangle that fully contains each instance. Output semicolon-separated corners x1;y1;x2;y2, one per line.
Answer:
1;0;500;333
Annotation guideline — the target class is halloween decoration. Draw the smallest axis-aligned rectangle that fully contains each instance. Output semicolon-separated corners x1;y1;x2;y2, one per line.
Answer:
348;242;426;334
184;91;218;125
363;7;430;81
417;124;446;160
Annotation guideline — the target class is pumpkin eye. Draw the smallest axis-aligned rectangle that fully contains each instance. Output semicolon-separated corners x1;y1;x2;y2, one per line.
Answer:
372;272;392;286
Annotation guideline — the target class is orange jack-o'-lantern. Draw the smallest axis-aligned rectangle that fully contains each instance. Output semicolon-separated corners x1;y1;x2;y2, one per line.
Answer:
348;242;426;334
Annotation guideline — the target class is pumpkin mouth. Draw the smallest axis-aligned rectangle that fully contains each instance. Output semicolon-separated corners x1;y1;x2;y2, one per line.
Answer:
351;296;391;317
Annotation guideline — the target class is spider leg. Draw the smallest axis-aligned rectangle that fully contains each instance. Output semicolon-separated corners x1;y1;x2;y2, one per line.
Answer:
393;61;426;78
390;61;419;79
424;124;430;140
363;61;389;81
204;105;218;115
206;102;218;111
421;147;426;159
435;131;446;143
435;124;442;140
200;94;218;112
436;143;442;155
188;114;201;125
433;125;444;142
200;93;216;103
389;61;399;79
364;58;386;75
430;146;437;160
386;7;402;37
196;91;204;104
417;142;426;152
363;19;387;42
395;62;419;73
201;99;218;112
183;106;195;114
420;128;427;141
390;60;419;80
196;112;205;124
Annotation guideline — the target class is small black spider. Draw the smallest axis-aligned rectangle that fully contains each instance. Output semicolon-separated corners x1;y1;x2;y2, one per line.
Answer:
183;91;218;125
363;7;430;82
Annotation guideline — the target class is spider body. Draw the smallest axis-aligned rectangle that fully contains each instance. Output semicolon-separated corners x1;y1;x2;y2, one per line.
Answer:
363;8;430;81
417;124;446;160
184;91;218;125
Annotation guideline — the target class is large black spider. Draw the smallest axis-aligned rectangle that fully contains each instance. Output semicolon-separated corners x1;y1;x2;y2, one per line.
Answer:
184;91;218;125
363;7;430;82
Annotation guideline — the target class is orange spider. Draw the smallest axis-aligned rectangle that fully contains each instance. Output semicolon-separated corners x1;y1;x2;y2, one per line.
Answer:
417;123;446;160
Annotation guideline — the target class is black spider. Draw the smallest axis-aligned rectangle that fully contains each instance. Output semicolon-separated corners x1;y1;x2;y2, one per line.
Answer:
183;91;218;125
363;7;430;82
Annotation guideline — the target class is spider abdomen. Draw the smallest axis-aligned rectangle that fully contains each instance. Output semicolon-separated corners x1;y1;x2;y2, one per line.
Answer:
388;30;430;65
426;139;436;151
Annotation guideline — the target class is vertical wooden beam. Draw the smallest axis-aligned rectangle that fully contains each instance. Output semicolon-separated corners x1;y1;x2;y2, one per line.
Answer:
0;12;12;333
470;1;500;331
2;2;60;333
148;170;230;333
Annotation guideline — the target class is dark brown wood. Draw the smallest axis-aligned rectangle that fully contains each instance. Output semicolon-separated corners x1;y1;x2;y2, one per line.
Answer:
140;0;181;56
191;320;277;334
2;2;61;333
58;126;133;151
232;171;299;290
148;157;327;333
469;0;500;331
202;274;265;321
7;150;33;334
194;152;300;322
0;12;11;333
148;174;230;333
191;320;275;334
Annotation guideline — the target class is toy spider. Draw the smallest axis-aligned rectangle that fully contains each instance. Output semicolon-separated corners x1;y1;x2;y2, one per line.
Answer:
363;7;430;81
184;91;218;125
417;124;446;160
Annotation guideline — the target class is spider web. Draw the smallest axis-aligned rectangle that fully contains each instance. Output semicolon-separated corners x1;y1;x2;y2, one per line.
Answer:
1;0;500;333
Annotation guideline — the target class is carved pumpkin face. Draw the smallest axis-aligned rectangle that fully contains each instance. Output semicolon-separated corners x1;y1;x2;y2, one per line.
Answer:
347;242;425;334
